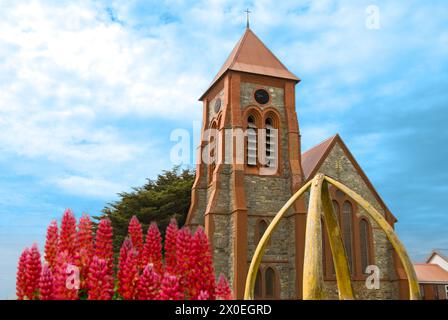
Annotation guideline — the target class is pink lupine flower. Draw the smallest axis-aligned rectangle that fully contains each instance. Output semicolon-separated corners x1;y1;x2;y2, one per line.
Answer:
215;274;233;300
136;264;161;300
190;227;216;299
128;216;143;266
76;214;94;289
44;220;58;269
118;239;139;299
58;209;77;257
176;227;194;296
117;237;132;288
87;256;113;300
39;264;54;300
142;222;163;275
197;290;210;300
164;219;178;274
25;243;42;300
77;214;93;257
16;248;29;300
158;274;184;300
94;218;113;271
52;251;78;300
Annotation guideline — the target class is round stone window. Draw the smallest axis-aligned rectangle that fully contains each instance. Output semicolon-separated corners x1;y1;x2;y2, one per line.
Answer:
254;89;269;105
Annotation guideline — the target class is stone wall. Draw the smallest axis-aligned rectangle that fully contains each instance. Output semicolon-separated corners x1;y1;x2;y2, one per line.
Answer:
314;142;400;299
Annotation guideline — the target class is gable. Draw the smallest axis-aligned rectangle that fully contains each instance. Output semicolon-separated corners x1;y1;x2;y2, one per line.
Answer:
301;134;397;223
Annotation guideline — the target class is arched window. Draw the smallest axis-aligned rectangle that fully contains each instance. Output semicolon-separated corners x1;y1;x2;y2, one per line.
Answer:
257;220;268;244
359;218;371;273
264;118;276;168
247;115;257;166
208;122;217;183
321;218;327;276
329;200;339;275
265;267;276;298
254;269;262;298
342;201;354;273
332;200;339;216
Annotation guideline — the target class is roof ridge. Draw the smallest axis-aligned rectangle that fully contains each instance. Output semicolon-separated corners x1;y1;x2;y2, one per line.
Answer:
229;28;250;70
302;134;338;155
244;29;291;71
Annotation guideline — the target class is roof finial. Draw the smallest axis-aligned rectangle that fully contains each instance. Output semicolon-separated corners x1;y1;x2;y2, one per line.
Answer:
245;8;251;29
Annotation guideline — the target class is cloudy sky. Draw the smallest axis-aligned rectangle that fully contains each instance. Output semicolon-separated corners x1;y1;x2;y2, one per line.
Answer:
0;0;447;298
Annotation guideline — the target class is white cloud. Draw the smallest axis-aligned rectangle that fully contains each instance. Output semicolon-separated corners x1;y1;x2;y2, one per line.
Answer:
0;0;203;197
53;175;123;198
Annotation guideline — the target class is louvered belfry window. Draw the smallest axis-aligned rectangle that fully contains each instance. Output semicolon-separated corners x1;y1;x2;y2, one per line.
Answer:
265;118;276;168
247;116;257;166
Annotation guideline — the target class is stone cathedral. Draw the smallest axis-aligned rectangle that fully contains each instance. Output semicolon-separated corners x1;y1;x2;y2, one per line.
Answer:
186;27;407;300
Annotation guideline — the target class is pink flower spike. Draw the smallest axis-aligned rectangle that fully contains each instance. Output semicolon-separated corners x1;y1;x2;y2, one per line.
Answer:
39;264;54;300
94;218;113;271
117;239;139;299
142;222;163;275
16;248;29;300
128;216;143;267
175;227;193;296
158;274;184;300
136;264;161;300
87;256;113;300
25;243;42;300
52;251;78;300
44;220;58;269
58;209;77;257
164;219;178;274
216;274;233;300
191;227;216;299
77;214;93;257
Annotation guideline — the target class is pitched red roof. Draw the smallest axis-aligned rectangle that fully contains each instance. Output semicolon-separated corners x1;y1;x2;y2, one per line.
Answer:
301;135;338;179
301;134;397;223
414;263;448;283
200;28;299;100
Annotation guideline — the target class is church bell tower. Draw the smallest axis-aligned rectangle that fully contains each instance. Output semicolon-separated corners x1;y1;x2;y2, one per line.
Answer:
186;27;307;299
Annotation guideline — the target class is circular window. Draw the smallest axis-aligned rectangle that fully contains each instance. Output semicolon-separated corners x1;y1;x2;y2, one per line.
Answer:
214;98;222;113
254;89;269;105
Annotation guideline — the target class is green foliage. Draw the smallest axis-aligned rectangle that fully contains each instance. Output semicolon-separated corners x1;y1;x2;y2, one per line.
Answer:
96;166;195;254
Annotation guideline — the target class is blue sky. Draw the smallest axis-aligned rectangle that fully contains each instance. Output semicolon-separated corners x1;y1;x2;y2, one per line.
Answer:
0;0;447;299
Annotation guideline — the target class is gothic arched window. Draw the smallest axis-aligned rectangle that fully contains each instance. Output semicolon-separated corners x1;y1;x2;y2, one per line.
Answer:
265;267;276;298
247;115;257;166
359;218;372;273
208;121;218;183
264;118;276;168
257;219;268;244
332;200;339;216
329;200;340;275
342;201;354;273
321;218;327;276
254;269;262;298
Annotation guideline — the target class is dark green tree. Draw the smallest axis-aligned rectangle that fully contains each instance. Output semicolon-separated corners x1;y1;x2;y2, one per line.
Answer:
96;166;195;254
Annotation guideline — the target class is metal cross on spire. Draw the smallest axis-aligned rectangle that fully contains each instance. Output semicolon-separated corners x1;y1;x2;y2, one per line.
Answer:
245;8;251;29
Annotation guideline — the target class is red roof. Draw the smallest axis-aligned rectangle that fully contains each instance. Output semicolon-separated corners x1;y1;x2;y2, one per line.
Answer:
301;135;338;179
414;263;448;283
200;28;299;100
